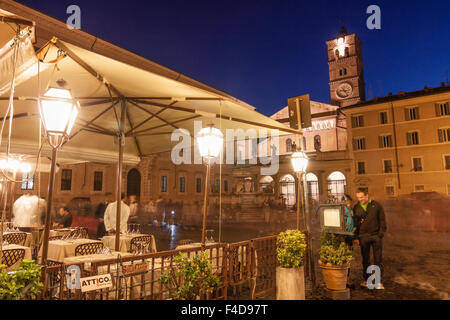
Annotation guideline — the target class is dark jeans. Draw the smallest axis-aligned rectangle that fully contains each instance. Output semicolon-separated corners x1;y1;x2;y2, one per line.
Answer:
97;222;106;239
359;234;384;282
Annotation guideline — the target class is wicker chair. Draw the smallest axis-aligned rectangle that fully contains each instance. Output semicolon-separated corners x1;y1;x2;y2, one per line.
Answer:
48;236;63;241
2;248;25;268
3;232;27;246
69;227;89;239
129;235;154;254
177;239;195;246
74;242;104;256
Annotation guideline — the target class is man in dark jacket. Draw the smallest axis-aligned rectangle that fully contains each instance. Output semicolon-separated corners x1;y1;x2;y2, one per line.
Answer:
353;188;387;290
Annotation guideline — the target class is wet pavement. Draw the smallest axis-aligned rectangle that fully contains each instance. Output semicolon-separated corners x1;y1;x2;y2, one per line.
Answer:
145;208;450;300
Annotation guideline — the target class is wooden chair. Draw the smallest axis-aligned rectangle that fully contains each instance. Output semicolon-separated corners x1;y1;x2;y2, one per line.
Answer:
2;248;26;268
3;232;27;246
129;235;154;253
74;242;104;256
177;239;195;246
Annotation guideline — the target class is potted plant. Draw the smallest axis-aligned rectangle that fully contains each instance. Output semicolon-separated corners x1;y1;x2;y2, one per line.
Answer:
318;228;353;291
159;252;222;300
276;229;307;300
0;260;44;300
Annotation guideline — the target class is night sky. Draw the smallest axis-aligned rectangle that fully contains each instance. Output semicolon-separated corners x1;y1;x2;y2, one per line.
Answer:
18;0;450;116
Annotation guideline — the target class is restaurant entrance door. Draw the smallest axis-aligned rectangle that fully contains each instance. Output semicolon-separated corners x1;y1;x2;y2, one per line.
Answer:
127;168;141;198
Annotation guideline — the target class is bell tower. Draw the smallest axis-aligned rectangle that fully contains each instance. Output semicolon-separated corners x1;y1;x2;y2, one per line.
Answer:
326;27;366;107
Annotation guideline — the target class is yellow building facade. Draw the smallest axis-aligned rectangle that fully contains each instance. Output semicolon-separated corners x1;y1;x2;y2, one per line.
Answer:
342;85;450;199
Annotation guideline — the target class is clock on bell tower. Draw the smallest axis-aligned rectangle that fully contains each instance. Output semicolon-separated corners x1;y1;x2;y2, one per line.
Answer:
326;27;366;107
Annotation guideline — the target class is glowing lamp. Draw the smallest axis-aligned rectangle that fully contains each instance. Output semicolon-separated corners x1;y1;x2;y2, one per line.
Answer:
291;151;308;173
40;87;78;139
197;125;223;159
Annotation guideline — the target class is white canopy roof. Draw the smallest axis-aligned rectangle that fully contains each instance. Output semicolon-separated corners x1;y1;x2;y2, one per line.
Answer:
0;3;299;166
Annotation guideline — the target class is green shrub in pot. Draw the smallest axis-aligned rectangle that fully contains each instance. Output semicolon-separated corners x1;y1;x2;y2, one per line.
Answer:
0;260;44;300
277;229;307;268
319;228;353;266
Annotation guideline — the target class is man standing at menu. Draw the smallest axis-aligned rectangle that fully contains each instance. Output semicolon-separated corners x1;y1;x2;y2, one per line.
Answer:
104;193;130;234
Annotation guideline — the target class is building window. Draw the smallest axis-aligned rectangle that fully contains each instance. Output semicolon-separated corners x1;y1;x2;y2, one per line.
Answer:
405;107;419;121
414;185;425;192
385;186;395;196
224;180;228;193
438;128;450;143
436;102;450;116
286;139;293;153
215;179;220;193
357;162;366;175
383;160;393;173
343;68;347;75
161;176;167;193
407;131;419;145
339;69;343;76
61;169;72;191
444;155;450;170
351;115;364;128
21;173;34;190
179;177;185;193
412;157;423;172
196;178;201;193
353;137;366;150
379;135;393;148
93;171;103;191
380;111;388;124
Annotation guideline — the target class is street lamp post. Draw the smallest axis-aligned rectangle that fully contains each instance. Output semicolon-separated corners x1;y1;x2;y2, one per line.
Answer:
39;87;79;265
196;125;223;247
291;150;316;290
291;151;308;230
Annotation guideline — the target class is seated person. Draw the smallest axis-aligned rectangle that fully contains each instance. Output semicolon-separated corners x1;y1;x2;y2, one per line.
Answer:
53;207;73;229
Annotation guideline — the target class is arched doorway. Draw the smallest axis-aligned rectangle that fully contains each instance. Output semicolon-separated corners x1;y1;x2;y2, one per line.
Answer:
306;173;319;202
259;176;274;193
279;174;296;207
127;168;141;198
327;171;346;203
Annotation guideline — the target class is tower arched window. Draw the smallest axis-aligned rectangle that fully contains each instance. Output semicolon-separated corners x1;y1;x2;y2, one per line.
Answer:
344;68;347;75
339;69;343;76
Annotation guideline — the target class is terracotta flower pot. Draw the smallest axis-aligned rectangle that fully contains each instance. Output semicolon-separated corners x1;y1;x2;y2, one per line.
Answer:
318;260;349;291
276;266;305;300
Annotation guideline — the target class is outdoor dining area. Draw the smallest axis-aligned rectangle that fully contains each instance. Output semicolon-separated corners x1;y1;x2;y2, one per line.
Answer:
0;5;298;300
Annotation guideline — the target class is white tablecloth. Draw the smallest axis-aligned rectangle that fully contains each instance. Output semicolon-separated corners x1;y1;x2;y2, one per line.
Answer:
39;239;103;263
102;234;157;253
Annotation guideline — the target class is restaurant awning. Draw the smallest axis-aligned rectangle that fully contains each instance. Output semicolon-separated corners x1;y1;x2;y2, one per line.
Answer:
1;37;298;165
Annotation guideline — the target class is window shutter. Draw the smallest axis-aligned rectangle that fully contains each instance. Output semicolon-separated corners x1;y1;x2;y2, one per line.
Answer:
404;108;410;121
407;132;412;145
438;129;444;143
415;107;420;120
360;116;364;127
379;136;383;148
352;139;357;150
435;104;441;117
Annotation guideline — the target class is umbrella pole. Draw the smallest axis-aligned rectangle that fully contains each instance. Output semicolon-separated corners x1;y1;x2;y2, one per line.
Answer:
115;135;123;251
115;101;126;251
41;147;57;266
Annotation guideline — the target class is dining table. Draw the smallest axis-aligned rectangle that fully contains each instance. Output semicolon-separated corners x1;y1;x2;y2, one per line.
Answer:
39;238;104;263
